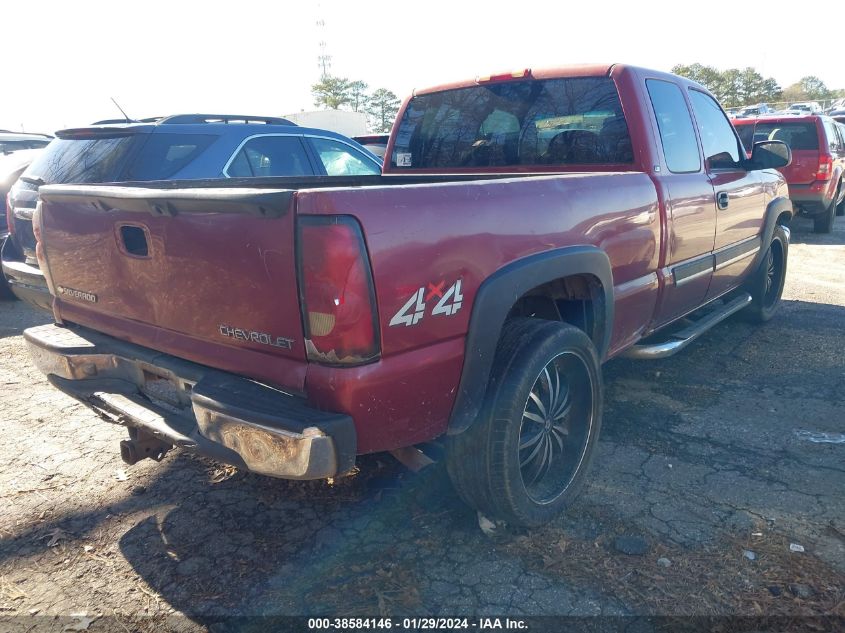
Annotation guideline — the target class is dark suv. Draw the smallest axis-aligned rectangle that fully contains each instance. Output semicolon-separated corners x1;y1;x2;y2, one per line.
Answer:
3;114;382;309
733;114;845;233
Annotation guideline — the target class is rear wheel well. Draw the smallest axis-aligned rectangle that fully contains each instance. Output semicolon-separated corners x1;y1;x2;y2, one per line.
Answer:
506;274;606;352
776;210;792;227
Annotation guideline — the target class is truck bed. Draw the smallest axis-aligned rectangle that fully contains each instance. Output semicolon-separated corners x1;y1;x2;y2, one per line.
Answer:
38;169;658;453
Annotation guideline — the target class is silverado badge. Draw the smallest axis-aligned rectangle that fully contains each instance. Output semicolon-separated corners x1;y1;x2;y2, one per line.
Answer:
56;286;98;303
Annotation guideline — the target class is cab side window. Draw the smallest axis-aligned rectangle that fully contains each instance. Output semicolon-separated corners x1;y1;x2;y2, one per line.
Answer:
689;90;742;169
646;80;701;173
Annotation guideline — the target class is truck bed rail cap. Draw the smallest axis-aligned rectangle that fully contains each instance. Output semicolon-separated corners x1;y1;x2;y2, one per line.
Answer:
38;185;294;218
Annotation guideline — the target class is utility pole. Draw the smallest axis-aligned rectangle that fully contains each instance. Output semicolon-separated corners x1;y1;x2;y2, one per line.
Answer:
316;13;332;79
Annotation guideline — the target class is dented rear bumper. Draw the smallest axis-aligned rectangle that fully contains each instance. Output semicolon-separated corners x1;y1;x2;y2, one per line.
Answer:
24;323;356;480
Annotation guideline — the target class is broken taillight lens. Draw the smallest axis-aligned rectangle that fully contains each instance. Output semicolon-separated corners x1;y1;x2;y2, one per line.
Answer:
297;215;379;365
816;154;833;181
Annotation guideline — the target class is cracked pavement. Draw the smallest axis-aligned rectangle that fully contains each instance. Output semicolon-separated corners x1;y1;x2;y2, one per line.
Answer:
0;217;843;630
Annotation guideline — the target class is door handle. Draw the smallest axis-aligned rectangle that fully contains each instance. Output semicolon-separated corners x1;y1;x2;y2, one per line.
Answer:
717;191;729;210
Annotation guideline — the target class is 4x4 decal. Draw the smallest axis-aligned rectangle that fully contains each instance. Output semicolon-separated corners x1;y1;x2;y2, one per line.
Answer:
389;279;463;327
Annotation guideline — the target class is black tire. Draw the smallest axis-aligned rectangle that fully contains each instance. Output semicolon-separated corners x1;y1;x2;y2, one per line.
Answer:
446;318;603;527
813;200;835;233
836;186;845;217
0;239;15;301
0;278;14;300
744;225;788;323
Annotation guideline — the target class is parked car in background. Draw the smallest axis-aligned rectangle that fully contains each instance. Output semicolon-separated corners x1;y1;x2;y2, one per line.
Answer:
24;64;793;526
829;110;845;124
734;115;845;232
2;114;381;310
825;98;845;113
785;102;823;116
736;103;774;118
0;132;52;155
1;149;43;299
353;134;389;158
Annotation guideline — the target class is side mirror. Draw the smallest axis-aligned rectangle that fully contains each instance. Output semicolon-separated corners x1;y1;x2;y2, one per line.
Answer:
748;140;791;170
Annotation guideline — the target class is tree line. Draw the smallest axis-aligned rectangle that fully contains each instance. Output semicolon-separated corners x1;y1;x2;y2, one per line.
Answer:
672;64;844;108
310;66;843;133
311;76;401;133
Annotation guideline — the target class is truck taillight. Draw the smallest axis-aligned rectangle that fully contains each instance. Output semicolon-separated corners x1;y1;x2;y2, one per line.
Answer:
817;154;833;181
4;192;12;236
297;216;380;365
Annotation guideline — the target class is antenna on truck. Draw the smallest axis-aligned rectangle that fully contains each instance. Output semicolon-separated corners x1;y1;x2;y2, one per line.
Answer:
110;97;132;123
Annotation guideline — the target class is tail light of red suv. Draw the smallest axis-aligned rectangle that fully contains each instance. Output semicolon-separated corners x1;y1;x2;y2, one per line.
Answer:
815;154;834;181
297;215;380;366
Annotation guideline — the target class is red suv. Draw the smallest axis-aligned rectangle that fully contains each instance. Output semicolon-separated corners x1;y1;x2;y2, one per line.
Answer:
734;115;845;232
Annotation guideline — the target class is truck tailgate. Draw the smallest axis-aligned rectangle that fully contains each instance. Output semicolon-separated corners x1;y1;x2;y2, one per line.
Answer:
37;185;308;393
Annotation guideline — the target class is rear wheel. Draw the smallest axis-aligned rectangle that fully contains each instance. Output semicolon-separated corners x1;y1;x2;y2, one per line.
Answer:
813;200;836;233
0;238;16;301
744;225;788;323
446;318;602;527
836;183;845;217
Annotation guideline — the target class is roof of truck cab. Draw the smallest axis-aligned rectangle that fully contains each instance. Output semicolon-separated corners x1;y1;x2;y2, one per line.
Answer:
412;64;618;96
409;64;706;97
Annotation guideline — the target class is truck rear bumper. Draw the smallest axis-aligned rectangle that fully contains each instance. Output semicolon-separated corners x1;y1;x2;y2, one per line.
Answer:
788;182;834;214
24;323;356;480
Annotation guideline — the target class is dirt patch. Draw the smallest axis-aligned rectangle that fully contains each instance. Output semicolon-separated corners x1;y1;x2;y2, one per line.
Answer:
500;506;845;617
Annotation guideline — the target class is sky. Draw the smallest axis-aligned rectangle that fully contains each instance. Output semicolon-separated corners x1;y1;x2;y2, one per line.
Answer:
2;0;843;134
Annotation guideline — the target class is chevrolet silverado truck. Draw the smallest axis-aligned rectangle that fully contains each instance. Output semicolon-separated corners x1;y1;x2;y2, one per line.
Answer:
24;65;793;526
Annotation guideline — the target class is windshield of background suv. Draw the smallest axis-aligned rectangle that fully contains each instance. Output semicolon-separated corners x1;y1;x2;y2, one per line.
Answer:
391;76;633;169
736;122;819;152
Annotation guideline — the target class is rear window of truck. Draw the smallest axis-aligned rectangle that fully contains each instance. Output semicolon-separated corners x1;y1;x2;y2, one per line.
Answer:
735;122;819;152
390;77;633;169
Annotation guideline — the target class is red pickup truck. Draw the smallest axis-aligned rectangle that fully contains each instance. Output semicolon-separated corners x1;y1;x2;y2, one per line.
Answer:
25;65;793;526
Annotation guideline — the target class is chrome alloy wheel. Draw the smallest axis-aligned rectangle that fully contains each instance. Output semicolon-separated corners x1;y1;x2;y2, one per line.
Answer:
518;351;594;504
762;242;784;310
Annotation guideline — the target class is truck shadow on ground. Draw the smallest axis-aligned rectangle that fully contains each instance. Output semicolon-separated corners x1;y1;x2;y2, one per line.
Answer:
116;456;477;621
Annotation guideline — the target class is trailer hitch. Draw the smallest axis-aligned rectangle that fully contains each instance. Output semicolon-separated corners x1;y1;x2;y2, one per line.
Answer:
119;427;172;465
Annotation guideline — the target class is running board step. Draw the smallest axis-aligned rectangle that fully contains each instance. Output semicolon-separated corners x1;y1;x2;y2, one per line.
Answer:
623;293;752;360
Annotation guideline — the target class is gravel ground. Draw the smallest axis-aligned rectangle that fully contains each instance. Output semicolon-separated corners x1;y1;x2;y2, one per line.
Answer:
0;217;843;632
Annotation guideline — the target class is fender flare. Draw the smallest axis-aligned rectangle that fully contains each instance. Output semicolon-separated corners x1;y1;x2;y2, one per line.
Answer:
762;195;792;245
753;195;792;270
447;245;614;434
